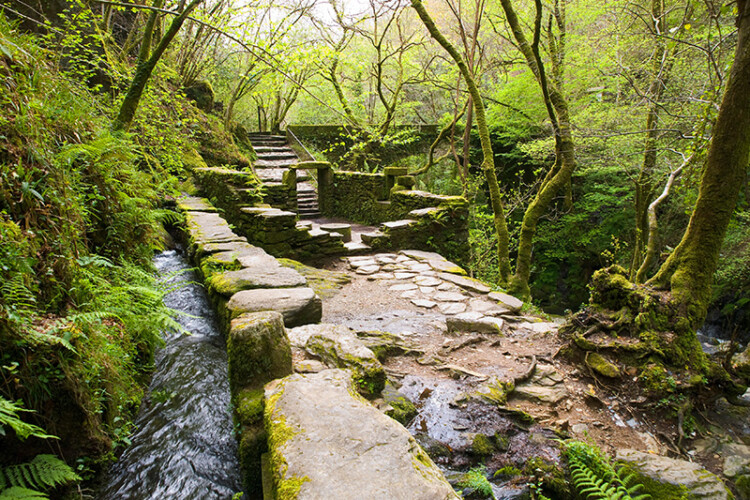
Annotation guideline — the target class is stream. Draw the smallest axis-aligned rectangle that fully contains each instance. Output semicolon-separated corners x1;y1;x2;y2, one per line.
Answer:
97;249;242;499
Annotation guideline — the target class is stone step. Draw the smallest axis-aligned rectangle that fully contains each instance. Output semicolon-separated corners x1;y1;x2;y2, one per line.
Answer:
253;146;291;153
256;152;297;160
344;241;371;253
247;134;286;141
256;158;298;168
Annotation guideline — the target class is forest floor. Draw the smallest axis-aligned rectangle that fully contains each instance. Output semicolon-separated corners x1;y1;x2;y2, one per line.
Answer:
295;250;750;492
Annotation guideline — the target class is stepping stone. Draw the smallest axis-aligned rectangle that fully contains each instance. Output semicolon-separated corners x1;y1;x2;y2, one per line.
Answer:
185;211;243;245
356;265;381;275
394;272;418;279
437;283;458;291
407;263;432;273
227;287;322;327
428;259;467;275
296;221;313;230
412;299;437;309
420;287;436;295
375;256;397;264
375;253;399;260
395;255;412;263
367;272;394;280
438;302;467;315
349;259;378;269
433;291;467;302
389;283;419;291
382;219;418;230
513;365;568;404
488;291;524;313
344;241;371;252
437;273;491;293
401;290;418;299
320;223;352;242
264;370;459;500
414;276;442;287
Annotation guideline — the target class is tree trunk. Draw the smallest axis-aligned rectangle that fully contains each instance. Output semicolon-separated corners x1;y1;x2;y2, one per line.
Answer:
112;0;203;132
412;0;512;284
648;0;750;328
500;0;577;300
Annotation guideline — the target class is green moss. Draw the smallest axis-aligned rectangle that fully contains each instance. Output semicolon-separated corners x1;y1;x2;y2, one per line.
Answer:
480;379;515;406
265;387;310;500
458;466;494;498
471;433;495;456
277;258;351;299
493;465;522;478
235;387;264;424
586;352;621;378
735;474;750;499
639;363;675;396
617;464;690;500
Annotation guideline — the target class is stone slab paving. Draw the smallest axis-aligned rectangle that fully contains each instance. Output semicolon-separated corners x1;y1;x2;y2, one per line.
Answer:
341;250;530;334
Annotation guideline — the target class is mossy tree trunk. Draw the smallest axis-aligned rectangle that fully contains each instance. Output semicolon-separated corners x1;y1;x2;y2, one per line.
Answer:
500;0;577;300
412;0;512;284
648;0;750;328
112;0;203;132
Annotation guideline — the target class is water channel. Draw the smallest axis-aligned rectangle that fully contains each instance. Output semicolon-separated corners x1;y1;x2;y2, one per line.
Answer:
98;249;242;499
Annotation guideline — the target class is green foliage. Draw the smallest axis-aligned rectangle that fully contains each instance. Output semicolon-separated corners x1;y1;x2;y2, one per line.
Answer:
0;397;53;441
458;466;495;499
564;440;650;500
0;455;80;494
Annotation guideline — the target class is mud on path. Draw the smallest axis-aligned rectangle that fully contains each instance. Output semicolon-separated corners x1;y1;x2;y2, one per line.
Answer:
289;250;711;495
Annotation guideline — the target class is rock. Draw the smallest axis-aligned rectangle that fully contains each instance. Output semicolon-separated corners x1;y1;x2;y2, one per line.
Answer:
412;299;437;309
438;302;467;315
264;370;459;499
406;263;433;273
294;359;327;373
428;259;467;275
210;266;307;296
722;443;750;478
305;324;386;395
389;283;419;291
184;80;214;111
732;346;750;379
586;352;621;378
488;291;524;312
227;288;322;327
368;272;395;280
616;449;733;500
185;211;244;245
177;196;218;213
447;313;505;334
228;311;292;491
382;219;418;230
437;273;491;293
400;249;445;261
394;272;418;279
414;276;443;287
319;223;352;242
468;298;510;316
348;258;377;269
513;365;568;404
356;265;381;275
228;311;292;392
437;283;458;291
434;291;467;302
571;423;589;434
401;290;418;299
193;241;259;260
382;382;418;425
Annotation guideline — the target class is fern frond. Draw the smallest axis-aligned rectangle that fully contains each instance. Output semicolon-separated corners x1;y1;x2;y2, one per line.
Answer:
0;486;48;499
0;397;55;441
0;455;79;491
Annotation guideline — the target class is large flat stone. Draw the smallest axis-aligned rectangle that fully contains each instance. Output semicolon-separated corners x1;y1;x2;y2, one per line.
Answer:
616;449;732;499
428;259;467;275
488;291;524;313
210;266;307;296
227;288;322;327
400;249;445;261
264;370;459;500
305;324;385;396
447;313;505;334
185;211;243;244
438;273;491;293
194;241;262;260
178;197;218;213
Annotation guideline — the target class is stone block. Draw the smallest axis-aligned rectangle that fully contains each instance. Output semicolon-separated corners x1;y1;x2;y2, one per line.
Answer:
227;288;322;327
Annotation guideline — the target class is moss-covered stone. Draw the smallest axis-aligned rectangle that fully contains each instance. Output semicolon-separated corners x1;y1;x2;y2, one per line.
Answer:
471;433;495;456
735;474;750;500
382;382;418;425
184;80;214;112
586;352;621;378
227;311;292;393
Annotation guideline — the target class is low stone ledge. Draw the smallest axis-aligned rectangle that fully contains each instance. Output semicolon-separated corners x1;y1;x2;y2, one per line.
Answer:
177;196;219;213
227;288;322;327
264;369;459;500
210;266;307;297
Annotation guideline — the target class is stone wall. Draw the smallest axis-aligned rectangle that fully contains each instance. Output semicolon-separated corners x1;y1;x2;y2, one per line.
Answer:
319;168;470;264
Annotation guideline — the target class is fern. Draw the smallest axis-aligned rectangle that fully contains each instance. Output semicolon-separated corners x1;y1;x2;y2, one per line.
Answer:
0;397;54;441
0;455;80;494
564;441;650;500
0;486;48;499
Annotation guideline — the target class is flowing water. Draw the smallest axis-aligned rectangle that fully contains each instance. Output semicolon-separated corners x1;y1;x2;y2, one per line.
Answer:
98;250;242;499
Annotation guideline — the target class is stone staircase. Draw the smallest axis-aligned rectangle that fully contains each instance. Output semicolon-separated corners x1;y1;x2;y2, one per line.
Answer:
247;133;320;217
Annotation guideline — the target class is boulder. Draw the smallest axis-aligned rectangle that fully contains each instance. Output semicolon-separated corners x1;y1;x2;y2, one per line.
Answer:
304;324;386;396
264;370;459;500
226;288;322;327
210;266;307;297
616;449;733;500
184;80;214;112
447;312;505;334
488;291;524;313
